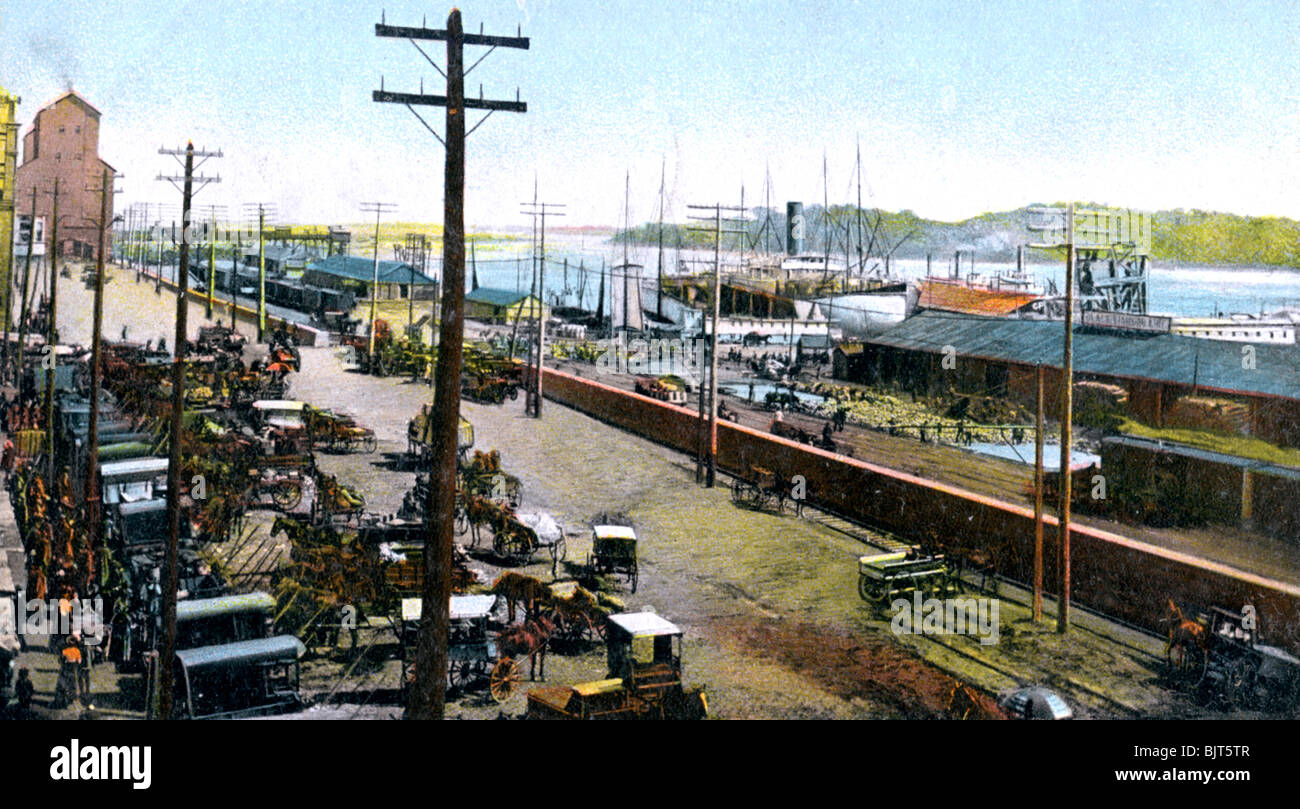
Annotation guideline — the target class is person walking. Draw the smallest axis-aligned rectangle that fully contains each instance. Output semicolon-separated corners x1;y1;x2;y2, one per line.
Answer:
76;634;92;708
53;635;82;709
14;668;34;715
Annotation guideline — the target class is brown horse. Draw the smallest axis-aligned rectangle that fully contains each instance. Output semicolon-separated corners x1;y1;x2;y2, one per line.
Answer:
490;572;552;623
497;614;555;682
1163;600;1208;674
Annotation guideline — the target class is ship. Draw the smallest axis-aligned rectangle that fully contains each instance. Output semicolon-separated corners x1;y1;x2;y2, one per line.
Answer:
916;273;1046;317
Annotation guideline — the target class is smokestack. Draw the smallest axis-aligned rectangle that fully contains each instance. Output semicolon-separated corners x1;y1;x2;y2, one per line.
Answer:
786;201;803;256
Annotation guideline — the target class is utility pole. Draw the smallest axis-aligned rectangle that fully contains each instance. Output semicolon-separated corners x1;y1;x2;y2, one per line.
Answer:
204;204;227;320
374;8;528;720
361;201;398;363
657;159;666;322
1027;203;1077;633
84;167;123;555
1032;362;1045;621
231;230;242;331
43;178;59;488
1057;203;1075;632
240;204;275;342
155;142;221;719
521;198;564;418
687;202;747;487
13;186;37;386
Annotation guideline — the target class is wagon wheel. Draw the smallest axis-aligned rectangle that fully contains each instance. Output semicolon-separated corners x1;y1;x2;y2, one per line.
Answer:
508;385;519;401
857;575;890;605
361;434;377;454
1167;637;1206;683
494;530;528;563
489;658;520;703
448;659;483;692
272;481;303;510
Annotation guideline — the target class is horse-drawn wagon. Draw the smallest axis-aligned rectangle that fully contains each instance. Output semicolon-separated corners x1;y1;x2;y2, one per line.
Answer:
407;404;473;463
1167;604;1300;711
306;407;377;454
398;595;523;702
525;611;707;720
730;462;802;515
589;524;638;593
856;550;960;606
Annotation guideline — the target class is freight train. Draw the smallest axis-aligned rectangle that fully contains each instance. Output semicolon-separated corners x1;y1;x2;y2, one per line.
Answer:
206;264;356;319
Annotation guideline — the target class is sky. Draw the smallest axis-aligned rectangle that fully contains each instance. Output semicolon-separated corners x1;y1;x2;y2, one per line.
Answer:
2;0;1298;229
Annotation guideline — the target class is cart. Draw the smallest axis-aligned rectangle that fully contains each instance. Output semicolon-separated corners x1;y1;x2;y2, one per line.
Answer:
730;463;797;514
1195;606;1300;711
589;525;638;592
525;611;707;720
856;550;959;606
399;595;521;703
407;404;473;463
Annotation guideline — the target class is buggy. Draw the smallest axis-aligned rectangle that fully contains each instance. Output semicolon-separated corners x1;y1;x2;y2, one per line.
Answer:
525;611;707;720
589;524;638;592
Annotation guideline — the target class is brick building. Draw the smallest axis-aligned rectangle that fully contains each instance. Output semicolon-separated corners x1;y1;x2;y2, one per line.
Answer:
14;90;114;261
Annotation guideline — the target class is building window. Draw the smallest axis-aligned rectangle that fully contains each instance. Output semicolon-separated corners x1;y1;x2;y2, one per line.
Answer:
55;152;61;160
59;126;65;133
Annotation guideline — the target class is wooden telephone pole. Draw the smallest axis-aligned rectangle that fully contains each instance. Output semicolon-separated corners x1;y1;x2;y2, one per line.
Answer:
374;8;528;720
361;201;398;362
155;142;221;719
1028;203;1077;632
83;167;123;559
241;203;275;342
1057;203;1075;632
13;186;37;386
687;202;747;487
42;178;59;488
521;198;564;418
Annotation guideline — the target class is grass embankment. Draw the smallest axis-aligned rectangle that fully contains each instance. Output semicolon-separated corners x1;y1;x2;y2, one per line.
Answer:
1117;419;1300;468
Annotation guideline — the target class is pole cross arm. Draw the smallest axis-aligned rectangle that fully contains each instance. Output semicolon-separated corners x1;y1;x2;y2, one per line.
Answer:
373;89;526;113
375;23;529;49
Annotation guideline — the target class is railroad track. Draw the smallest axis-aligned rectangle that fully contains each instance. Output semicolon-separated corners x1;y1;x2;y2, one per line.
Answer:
767;484;1175;717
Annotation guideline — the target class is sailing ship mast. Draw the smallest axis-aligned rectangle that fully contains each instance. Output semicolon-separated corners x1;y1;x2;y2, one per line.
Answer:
657;159;665;322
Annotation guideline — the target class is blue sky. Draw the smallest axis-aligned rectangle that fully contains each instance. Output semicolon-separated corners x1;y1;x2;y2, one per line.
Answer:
2;0;1297;227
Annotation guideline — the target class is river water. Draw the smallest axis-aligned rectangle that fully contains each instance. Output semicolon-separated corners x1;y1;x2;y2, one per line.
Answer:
464;234;1300;320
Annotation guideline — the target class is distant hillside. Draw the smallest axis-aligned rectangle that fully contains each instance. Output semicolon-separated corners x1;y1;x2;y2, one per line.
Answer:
616;206;1300;269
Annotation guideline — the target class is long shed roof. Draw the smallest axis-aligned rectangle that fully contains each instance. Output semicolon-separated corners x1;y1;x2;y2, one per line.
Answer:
306;255;438;285
869;310;1300;402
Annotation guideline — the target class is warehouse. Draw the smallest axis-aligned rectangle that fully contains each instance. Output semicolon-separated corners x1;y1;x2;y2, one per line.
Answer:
304;255;438;301
850;310;1300;449
465;287;546;325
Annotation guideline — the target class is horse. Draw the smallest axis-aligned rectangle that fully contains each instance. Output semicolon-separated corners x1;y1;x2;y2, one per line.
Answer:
490;572;552;623
1163;599;1209;674
497;614;555;682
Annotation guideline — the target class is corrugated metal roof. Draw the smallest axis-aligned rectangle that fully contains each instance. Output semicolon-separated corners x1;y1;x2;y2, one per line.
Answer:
869;311;1300;402
307;255;438;285
466;287;533;307
174;635;305;670
177;592;276;622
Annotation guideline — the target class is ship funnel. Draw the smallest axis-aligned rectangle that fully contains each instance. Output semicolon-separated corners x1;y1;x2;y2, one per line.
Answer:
786;201;804;256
